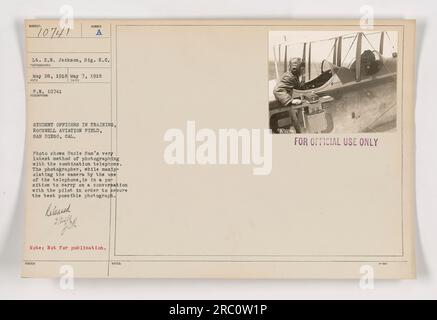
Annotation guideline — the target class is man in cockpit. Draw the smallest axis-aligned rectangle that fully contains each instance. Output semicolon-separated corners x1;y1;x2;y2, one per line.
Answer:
273;57;305;133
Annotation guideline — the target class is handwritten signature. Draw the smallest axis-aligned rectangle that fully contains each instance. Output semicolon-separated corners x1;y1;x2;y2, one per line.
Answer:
46;203;71;217
46;203;78;235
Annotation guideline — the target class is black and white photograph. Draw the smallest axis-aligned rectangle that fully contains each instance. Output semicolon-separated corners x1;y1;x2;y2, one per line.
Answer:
269;30;398;134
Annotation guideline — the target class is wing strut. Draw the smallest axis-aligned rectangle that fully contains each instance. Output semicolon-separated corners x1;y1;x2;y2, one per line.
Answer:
302;42;307;82
333;38;338;65
308;42;312;80
283;36;288;73
337;36;342;66
379;31;385;54
355;32;363;82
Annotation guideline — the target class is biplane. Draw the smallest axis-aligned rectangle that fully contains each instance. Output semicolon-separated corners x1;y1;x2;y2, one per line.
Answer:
269;31;398;133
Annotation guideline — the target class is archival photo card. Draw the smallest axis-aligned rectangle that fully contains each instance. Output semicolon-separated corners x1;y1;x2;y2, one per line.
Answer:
22;20;415;279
